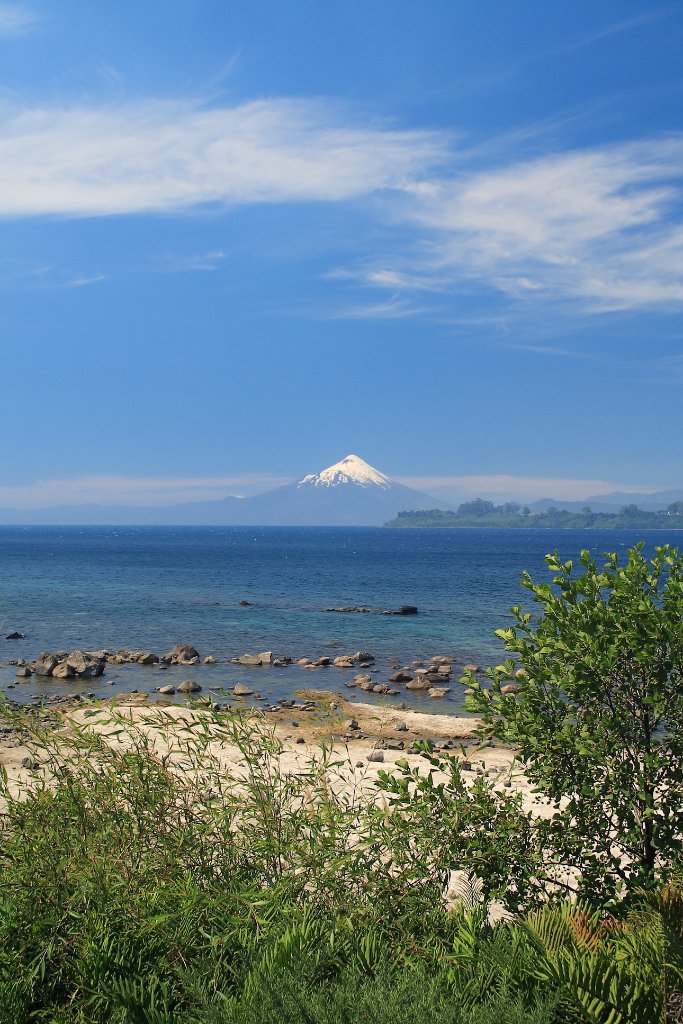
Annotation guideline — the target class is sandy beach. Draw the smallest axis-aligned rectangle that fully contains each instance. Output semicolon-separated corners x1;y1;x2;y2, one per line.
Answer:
0;691;534;811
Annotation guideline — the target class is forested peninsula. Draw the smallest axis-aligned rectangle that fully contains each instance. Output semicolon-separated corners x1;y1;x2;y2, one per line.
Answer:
385;498;683;529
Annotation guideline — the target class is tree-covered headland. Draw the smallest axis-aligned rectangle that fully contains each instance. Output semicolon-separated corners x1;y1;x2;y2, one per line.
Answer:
386;499;683;528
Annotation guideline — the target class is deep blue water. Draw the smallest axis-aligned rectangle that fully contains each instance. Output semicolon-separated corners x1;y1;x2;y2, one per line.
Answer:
1;526;681;710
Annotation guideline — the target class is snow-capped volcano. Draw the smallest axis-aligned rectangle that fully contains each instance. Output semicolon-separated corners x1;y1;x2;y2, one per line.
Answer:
0;454;453;525
298;454;391;490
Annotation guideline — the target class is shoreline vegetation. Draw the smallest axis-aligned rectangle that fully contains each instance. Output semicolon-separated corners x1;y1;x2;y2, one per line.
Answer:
385;498;683;529
1;543;682;1022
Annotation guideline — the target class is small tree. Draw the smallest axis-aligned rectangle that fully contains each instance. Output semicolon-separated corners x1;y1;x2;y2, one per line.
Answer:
457;498;496;516
465;544;683;905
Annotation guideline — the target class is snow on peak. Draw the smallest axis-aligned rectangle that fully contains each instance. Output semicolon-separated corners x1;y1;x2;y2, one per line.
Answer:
298;454;392;489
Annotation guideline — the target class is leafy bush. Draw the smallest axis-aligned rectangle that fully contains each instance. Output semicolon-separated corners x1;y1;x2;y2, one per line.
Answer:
465;543;683;905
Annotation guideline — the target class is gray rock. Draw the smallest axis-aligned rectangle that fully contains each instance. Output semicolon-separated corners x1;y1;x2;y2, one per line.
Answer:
31;652;59;676
65;651;105;678
353;651;375;663
394;722;408;732
64;651;84;673
233;682;254;696
5;631;24;640
405;677;431;690
163;643;200;666
136;652;159;665
238;654;261;666
177;680;202;693
52;662;75;679
368;751;384;763
428;687;450;698
157;685;176;695
16;666;32;678
388;671;412;684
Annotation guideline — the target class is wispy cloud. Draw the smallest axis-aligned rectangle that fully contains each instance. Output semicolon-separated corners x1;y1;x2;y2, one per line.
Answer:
62;274;107;288
0;473;291;509
396;474;663;503
0;3;38;36
1;91;682;318
0;261;106;290
0;97;447;217
157;249;227;272
322;293;437;320
350;136;683;315
555;6;677;54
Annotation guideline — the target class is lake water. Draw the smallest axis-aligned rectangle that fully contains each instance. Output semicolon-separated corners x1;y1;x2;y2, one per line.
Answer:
1;526;680;711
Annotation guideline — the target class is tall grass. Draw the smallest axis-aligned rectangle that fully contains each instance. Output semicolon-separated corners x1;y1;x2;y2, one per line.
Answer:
0;704;680;1023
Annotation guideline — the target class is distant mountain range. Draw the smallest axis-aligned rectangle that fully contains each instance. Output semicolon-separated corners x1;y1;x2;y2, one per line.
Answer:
530;489;683;514
0;455;454;527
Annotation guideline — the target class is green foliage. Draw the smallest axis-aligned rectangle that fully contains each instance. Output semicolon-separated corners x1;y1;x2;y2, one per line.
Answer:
465;544;683;904
1;691;682;1021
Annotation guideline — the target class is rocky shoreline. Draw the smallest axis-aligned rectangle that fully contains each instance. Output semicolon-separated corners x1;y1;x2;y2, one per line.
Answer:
1;637;501;711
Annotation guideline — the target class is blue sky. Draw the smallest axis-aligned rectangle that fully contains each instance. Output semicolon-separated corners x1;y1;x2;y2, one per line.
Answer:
1;0;682;508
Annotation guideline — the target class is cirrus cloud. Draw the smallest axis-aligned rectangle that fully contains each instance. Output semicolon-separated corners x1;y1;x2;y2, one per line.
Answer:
0;97;447;217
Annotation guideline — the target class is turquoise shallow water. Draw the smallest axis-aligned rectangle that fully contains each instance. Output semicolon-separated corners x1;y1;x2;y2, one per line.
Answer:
1;526;681;710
